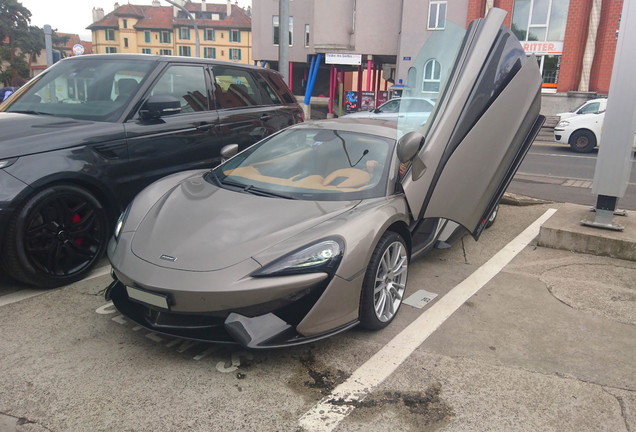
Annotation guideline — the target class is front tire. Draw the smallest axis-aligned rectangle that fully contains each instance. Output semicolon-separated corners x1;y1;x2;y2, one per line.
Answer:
359;231;409;330
569;130;596;153
2;185;109;287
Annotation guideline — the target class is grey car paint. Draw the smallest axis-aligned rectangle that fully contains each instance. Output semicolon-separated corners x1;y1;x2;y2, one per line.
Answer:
106;9;544;348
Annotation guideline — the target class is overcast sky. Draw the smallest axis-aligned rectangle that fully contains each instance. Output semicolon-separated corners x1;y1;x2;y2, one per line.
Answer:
19;0;252;42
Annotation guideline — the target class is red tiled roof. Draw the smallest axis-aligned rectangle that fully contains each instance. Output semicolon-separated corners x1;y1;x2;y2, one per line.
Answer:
134;6;174;30
87;3;251;31
113;4;145;18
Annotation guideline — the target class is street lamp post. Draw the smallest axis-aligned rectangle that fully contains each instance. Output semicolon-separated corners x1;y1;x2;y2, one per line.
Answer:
163;0;200;58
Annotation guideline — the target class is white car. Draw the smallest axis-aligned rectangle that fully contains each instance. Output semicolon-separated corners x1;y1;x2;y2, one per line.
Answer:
557;98;607;120
554;111;605;153
554;108;636;153
344;97;435;128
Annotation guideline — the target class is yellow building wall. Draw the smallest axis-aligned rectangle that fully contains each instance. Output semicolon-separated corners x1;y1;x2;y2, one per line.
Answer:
93;26;251;62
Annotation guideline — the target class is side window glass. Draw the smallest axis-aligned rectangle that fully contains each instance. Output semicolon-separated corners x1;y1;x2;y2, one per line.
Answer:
578;102;599;114
211;66;263;108
379;100;399;113
254;73;282;105
149;65;209;113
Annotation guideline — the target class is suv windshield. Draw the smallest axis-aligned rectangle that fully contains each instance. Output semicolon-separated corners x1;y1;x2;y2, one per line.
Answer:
210;127;395;201
2;58;155;122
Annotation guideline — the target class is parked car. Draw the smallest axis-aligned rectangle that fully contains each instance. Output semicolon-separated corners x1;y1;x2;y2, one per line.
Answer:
344;97;435;128
556;98;606;120
554;102;636;153
0;54;303;287
554;111;604;152
105;10;545;348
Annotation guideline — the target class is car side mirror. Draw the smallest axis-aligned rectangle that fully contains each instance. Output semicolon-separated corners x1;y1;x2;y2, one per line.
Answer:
139;95;181;120
396;131;424;163
221;144;239;162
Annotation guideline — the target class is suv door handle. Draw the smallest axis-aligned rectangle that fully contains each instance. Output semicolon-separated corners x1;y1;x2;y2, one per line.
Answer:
196;124;212;131
260;114;272;121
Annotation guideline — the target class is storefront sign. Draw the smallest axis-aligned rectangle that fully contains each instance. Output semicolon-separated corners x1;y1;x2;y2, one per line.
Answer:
325;53;362;65
522;41;564;55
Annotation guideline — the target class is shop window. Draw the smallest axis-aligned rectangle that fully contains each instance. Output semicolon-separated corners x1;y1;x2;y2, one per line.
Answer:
512;0;569;88
305;24;310;47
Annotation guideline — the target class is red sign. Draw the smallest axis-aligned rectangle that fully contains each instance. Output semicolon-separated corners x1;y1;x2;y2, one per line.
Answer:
522;41;563;55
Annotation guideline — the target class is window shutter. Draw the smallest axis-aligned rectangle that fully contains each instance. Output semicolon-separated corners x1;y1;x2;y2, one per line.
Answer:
212;29;215;41
229;49;232;60
212;47;216;58
204;31;207;41
204;47;207;57
179;46;182;56
187;28;190;40
238;31;241;43
145;31;150;43
238;49;241;60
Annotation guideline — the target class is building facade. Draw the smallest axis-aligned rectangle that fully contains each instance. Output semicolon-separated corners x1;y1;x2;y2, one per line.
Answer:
468;0;621;95
89;0;252;64
253;0;621;115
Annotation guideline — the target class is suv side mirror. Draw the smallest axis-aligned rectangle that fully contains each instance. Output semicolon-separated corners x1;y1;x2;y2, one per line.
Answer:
139;95;181;120
396;131;424;163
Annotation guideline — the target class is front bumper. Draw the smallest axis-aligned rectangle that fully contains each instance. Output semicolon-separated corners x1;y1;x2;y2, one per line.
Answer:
105;278;358;349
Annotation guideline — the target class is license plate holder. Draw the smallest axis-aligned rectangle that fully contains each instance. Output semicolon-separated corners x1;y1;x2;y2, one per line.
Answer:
126;286;170;310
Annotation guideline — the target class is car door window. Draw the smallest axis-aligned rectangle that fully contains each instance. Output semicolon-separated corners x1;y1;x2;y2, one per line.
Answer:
212;66;263;108
577;102;599;115
254;73;283;105
378;99;400;113
149;65;209;113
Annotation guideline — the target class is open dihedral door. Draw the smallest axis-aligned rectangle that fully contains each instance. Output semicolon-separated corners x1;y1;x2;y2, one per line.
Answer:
401;8;545;240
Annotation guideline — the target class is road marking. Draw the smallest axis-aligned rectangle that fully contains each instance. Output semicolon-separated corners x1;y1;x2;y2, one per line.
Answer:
298;208;557;432
0;265;112;308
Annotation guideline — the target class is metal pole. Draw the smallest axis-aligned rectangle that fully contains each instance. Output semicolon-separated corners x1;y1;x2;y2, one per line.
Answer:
164;0;200;57
279;0;290;84
44;25;53;67
583;0;636;231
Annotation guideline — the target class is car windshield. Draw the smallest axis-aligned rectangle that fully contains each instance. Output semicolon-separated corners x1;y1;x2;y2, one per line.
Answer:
2;58;155;122
209;127;395;201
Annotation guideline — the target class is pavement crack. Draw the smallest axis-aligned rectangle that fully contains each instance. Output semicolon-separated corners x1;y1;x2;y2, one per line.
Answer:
461;238;468;264
0;412;54;431
603;388;632;432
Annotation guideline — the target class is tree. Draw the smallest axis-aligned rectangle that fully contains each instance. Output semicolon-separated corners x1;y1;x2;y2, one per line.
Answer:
0;0;31;84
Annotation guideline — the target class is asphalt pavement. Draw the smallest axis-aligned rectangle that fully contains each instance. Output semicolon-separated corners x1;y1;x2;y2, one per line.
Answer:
0;201;634;431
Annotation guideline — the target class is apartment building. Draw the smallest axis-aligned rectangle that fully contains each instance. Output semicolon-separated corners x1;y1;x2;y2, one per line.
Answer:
88;0;252;64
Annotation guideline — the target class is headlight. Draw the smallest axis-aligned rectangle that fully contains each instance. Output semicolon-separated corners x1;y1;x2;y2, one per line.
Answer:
114;204;131;241
557;120;569;128
252;239;344;277
0;158;17;169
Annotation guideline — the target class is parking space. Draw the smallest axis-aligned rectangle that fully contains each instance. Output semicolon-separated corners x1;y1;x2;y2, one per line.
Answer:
1;203;634;431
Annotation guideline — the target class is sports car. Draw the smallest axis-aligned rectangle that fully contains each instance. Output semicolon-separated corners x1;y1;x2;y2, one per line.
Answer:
105;9;545;348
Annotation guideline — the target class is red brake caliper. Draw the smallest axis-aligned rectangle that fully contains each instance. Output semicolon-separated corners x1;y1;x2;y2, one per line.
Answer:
72;213;83;246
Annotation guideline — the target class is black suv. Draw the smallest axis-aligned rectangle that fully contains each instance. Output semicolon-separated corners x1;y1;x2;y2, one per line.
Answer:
0;54;303;287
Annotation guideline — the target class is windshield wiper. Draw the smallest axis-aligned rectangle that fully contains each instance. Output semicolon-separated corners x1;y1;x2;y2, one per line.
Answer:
10;110;56;116
242;185;296;200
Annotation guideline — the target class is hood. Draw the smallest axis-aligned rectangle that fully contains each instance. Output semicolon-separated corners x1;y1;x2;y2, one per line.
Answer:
556;112;576;120
0;113;125;159
559;111;604;126
131;175;359;271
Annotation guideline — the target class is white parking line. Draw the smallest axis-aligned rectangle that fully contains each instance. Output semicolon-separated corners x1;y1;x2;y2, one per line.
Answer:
298;208;557;432
0;265;112;308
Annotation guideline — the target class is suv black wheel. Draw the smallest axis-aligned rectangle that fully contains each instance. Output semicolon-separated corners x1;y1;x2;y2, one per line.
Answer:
359;231;409;330
3;185;109;287
569;130;596;153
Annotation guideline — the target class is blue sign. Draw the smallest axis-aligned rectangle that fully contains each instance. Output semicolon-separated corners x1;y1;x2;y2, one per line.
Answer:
403;56;412;61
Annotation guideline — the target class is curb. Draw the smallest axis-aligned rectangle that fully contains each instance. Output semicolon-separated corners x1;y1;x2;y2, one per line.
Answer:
501;192;552;206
